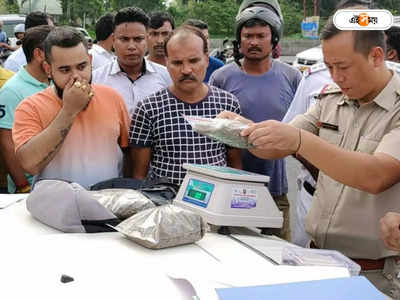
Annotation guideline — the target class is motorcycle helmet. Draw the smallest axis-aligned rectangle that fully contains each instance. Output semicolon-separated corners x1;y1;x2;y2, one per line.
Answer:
235;6;283;49
238;0;283;23
14;23;25;36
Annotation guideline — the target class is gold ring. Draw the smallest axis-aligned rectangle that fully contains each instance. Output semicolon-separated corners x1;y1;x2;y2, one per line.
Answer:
74;81;82;88
81;84;87;90
88;91;94;99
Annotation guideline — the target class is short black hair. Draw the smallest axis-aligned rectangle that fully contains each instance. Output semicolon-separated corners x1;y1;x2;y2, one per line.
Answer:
149;11;175;30
44;26;88;63
164;25;208;57
25;11;52;30
113;7;149;31
183;19;208;30
23;25;53;63
320;18;386;57
95;13;114;41
385;26;400;58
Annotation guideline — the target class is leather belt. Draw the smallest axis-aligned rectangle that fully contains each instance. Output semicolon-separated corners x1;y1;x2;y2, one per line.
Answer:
309;241;386;271
303;181;315;196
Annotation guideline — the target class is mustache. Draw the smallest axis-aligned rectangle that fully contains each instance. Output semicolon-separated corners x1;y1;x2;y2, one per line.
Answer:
248;46;262;52
179;75;197;82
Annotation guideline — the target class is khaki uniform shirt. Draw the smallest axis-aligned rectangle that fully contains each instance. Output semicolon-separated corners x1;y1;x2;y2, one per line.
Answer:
291;72;400;259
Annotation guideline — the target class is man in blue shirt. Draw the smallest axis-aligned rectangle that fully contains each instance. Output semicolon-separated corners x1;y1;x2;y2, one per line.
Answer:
0;25;52;193
210;6;301;240
184;19;224;83
0;20;8;53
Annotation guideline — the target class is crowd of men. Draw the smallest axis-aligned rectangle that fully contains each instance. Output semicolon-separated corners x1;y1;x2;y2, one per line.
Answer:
0;0;400;297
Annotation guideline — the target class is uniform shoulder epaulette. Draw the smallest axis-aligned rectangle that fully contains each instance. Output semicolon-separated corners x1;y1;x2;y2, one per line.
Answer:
386;61;400;75
316;83;342;99
304;62;327;78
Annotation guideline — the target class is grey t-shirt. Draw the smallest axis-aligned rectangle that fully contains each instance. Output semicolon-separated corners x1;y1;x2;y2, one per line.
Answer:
209;60;301;195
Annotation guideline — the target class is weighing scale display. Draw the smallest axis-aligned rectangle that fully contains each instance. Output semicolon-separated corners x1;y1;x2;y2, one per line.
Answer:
183;179;214;208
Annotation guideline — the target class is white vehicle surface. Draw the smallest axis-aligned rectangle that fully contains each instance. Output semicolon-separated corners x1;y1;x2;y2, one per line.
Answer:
292;44;323;72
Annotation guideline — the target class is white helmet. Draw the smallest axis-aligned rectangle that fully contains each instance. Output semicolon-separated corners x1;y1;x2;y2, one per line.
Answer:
14;23;25;35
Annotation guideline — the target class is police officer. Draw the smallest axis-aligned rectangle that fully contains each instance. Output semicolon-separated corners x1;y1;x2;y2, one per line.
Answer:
283;29;400;248
219;18;400;298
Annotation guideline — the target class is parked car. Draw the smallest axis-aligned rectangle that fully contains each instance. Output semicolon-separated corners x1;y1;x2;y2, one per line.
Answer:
293;16;400;72
292;44;323;72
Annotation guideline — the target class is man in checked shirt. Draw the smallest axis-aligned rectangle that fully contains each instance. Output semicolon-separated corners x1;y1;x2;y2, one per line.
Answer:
128;25;242;185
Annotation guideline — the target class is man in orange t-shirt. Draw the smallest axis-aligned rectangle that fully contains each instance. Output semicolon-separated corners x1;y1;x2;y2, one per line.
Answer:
12;27;130;189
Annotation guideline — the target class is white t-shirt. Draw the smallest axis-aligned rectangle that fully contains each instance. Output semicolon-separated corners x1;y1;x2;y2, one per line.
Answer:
89;44;115;71
4;47;27;72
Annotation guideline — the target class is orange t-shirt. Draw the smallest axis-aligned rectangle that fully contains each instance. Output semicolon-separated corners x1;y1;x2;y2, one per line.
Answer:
13;84;130;188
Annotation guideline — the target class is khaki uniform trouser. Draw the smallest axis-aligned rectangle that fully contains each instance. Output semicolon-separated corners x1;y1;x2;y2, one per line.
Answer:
273;194;290;242
362;256;400;299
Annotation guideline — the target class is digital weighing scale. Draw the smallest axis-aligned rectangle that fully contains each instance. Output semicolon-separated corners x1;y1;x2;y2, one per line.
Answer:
174;164;283;229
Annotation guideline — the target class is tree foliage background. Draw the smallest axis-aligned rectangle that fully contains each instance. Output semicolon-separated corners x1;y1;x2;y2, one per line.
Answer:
168;0;239;37
2;0;398;38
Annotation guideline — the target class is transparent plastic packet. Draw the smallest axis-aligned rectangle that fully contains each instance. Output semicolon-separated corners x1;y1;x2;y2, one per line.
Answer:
281;246;361;276
184;115;252;149
114;204;208;249
90;189;155;220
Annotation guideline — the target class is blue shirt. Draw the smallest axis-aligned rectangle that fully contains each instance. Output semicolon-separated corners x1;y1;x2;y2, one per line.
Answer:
0;30;7;52
0;66;48;193
205;56;224;83
209;60;302;196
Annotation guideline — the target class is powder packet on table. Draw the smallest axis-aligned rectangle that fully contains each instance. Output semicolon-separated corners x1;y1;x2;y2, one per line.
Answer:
281;246;361;276
90;189;155;220
184;115;252;149
115;204;208;249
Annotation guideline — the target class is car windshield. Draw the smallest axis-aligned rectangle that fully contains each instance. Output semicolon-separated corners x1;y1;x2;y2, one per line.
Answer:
3;21;24;37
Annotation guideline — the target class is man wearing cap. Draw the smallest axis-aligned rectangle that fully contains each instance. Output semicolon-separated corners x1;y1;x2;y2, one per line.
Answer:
0;25;52;194
4;11;54;72
219;18;400;297
209;2;301;241
12;27;130;189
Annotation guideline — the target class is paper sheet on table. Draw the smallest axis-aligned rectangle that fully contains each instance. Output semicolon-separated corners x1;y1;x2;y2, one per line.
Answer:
166;263;349;299
0;194;27;209
216;276;386;300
